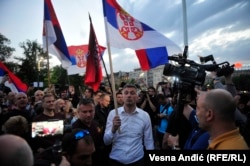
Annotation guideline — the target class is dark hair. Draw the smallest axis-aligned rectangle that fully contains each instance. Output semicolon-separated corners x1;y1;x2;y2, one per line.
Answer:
77;98;95;106
123;84;137;89
148;86;156;91
85;88;94;97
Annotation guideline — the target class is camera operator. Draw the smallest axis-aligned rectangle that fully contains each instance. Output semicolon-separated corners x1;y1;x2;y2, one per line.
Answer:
139;86;158;147
162;100;195;150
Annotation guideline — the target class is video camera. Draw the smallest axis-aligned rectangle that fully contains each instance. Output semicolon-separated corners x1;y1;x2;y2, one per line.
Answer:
163;46;235;85
163;46;234;103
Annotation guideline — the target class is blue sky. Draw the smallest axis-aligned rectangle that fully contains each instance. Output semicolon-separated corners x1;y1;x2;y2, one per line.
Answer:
1;0;250;73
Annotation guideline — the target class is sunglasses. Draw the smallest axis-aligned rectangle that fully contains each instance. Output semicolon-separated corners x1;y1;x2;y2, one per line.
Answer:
74;130;90;140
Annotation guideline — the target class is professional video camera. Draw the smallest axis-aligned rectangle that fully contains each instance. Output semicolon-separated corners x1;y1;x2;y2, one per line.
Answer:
199;54;234;77
163;46;234;104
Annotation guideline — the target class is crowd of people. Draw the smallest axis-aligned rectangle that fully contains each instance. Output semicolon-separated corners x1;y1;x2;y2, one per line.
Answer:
0;70;249;166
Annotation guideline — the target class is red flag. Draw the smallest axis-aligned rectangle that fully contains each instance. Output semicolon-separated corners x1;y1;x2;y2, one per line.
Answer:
84;15;103;92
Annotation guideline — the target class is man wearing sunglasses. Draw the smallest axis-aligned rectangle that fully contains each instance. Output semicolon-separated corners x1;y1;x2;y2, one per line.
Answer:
62;129;95;166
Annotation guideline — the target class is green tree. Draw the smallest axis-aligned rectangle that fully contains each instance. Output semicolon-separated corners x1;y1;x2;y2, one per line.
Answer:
0;33;15;61
50;65;84;93
15;40;46;85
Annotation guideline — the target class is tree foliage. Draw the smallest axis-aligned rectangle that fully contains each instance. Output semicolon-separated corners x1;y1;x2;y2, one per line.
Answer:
0;33;15;61
15;40;46;85
50;65;85;92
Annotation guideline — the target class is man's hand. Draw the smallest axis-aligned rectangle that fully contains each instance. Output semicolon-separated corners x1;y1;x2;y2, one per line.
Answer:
112;115;121;133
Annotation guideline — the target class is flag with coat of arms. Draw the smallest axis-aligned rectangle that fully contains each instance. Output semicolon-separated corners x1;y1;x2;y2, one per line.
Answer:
102;0;181;70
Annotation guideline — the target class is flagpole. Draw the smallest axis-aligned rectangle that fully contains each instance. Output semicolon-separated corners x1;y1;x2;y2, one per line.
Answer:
100;55;113;95
103;17;119;118
44;21;51;86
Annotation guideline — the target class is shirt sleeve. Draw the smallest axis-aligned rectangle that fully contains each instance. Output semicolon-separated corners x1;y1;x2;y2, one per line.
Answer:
143;112;155;150
103;110;115;145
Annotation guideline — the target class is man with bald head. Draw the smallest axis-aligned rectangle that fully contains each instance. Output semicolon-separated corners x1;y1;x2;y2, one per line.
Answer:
0;134;34;166
196;89;249;149
0;92;32;126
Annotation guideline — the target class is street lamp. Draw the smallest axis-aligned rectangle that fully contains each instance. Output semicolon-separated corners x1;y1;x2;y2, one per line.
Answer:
37;57;44;89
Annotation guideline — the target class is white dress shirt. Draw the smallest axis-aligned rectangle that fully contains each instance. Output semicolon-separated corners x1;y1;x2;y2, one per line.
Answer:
104;106;154;164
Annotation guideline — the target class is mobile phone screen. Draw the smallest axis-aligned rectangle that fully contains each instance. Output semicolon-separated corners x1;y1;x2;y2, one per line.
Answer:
31;120;64;138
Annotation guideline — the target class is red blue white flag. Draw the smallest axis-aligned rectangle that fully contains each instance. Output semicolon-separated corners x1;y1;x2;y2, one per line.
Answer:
67;45;106;75
0;61;28;93
67;45;88;75
43;0;72;69
102;0;181;70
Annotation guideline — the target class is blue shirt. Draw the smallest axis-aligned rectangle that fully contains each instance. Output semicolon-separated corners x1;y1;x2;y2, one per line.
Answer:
157;104;173;134
103;106;154;164
184;110;209;150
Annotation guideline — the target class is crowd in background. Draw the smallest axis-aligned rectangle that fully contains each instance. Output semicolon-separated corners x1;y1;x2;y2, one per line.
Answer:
0;70;249;166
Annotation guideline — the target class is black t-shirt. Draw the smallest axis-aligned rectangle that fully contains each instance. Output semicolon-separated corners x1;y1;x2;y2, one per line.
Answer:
142;95;158;125
72;119;103;147
33;113;65;122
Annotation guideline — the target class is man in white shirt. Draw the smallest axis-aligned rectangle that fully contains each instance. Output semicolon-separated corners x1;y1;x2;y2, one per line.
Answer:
104;84;154;165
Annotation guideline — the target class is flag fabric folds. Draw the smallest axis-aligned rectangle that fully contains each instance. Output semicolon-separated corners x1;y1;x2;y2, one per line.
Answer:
102;0;181;70
0;61;28;93
43;0;72;69
67;45;106;75
136;47;168;71
84;16;103;92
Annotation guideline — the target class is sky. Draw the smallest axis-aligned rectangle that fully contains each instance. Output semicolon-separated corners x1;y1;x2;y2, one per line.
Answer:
1;0;250;75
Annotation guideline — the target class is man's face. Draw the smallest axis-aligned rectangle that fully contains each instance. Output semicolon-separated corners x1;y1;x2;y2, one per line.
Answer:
123;87;138;106
100;95;110;108
84;90;92;99
8;92;16;102
78;104;95;126
35;91;44;102
61;90;68;99
69;139;95;166
116;94;124;105
42;96;55;112
93;92;102;103
196;93;209;130
15;93;28;109
147;88;155;97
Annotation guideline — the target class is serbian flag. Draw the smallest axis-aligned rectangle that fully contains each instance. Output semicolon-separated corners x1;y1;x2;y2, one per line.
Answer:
43;0;72;69
102;0;181;70
136;47;169;70
84;15;104;92
67;45;88;75
0;61;28;93
67;45;106;75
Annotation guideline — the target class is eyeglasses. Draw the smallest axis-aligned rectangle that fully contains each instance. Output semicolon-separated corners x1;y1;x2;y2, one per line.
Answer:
74;130;90;140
